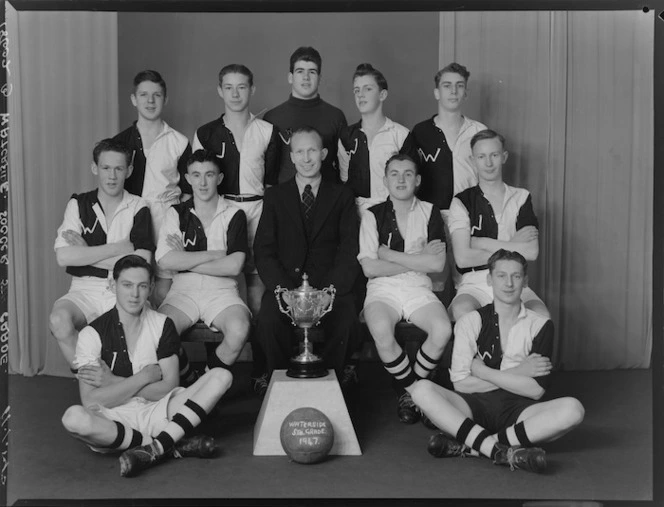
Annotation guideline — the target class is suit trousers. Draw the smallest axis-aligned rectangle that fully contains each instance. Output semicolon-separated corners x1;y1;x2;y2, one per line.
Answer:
257;290;358;378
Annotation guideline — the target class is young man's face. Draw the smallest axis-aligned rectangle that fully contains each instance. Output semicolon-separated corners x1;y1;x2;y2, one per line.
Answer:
218;72;254;113
113;267;153;316
290;131;327;180
434;72;467;112
131;80;166;121
384;159;420;202
91;150;132;198
472;137;508;183
487;259;527;306
185;161;223;203
353;75;387;115
288;60;320;100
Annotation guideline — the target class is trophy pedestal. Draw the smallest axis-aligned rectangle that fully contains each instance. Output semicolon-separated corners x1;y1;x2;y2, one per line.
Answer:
287;350;329;379
253;370;362;456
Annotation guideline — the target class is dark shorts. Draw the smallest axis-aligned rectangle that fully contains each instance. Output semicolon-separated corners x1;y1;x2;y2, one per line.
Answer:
457;389;537;433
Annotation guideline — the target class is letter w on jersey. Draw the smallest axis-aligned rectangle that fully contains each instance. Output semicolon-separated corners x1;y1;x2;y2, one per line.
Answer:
470;215;483;235
346;138;359;156
182;233;198;248
418;147;441;163
81;217;101;235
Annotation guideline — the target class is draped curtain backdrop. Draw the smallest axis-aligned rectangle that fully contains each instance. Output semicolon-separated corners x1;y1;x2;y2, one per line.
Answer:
439;10;653;369
8;6;119;376
7;9;652;376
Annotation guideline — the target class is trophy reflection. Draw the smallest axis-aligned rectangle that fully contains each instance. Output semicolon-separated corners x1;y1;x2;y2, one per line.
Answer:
275;274;336;378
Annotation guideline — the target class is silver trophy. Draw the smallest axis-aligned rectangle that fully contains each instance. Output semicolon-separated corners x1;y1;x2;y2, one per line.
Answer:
275;274;336;378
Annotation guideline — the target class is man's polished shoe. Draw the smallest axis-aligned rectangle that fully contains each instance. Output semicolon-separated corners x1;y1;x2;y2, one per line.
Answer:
427;432;473;458
493;444;547;473
397;392;421;424
119;441;166;477
173;435;218;459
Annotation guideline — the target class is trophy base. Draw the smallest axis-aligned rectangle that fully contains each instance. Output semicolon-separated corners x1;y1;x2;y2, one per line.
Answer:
286;358;329;379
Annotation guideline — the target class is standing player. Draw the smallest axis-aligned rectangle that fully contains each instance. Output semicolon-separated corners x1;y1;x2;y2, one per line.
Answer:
264;47;347;184
359;154;452;424
113;70;192;307
62;255;231;477
50;139;154;369
447;129;550;322
401;62;487;215
412;250;584;473
191;64;279;392
339;63;410;212
156;150;251;376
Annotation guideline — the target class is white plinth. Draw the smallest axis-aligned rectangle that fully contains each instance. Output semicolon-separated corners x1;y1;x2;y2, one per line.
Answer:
253;369;362;456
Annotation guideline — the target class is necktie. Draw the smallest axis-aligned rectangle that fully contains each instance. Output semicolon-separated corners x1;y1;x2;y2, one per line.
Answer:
302;184;315;222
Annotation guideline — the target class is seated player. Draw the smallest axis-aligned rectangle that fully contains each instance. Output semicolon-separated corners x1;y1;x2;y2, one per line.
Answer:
113;70;192;307
338;63;410;212
359;154;452;424
254;126;360;382
447;129;550;322
49;139;154;369
156;150;251;375
191;63;280;395
61;255;232;477
412;250;584;473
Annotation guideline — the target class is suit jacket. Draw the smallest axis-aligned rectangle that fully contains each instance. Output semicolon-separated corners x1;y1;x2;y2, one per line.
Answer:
254;178;360;297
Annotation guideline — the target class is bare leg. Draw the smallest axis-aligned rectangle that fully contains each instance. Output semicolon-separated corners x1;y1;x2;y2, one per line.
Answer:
49;301;88;367
152;277;173;309
408;302;452;379
210;304;251;366
61;405;148;450
448;293;481;322
510;397;585;444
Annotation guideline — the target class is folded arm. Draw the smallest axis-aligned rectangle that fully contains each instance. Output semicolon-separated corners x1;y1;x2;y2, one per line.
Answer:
134;355;179;401
190;251;245;277
79;363;162;408
377;240;446;274
469;358;545;399
470;226;539;261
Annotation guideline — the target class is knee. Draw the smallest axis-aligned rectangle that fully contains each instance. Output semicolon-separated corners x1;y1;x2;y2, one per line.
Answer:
427;320;453;349
61;405;91;435
449;300;476;322
410;379;435;407
49;309;73;338
560;397;585;428
206;367;233;391
226;317;251;342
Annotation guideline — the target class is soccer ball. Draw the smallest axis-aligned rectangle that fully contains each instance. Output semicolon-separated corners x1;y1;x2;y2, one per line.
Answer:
280;407;335;464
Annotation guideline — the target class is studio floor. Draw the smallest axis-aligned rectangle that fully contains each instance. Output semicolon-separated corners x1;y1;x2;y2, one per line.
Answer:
6;363;653;505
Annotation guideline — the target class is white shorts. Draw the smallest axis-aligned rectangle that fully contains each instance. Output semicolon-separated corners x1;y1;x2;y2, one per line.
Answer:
89;387;185;453
147;198;179;279
364;275;444;322
161;275;249;328
56;277;116;323
452;269;544;307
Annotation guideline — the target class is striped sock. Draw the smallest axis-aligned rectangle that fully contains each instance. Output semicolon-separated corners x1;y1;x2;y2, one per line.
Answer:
178;347;198;386
383;350;417;390
106;421;149;451
413;345;440;380
155;399;208;454
456;418;499;460
496;421;533;447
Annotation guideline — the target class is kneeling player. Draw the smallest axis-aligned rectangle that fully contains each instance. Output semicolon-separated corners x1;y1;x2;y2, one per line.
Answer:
156;150;251;375
411;250;584;473
61;255;232;477
50;139;154;369
359;154;452;424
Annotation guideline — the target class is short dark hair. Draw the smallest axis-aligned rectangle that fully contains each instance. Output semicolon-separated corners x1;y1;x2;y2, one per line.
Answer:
353;63;388;91
488;249;528;275
470;129;506;151
186;149;221;173
289;47;322;74
218;64;254;87
384;153;419;175
133;70;167;97
434;62;470;88
92;138;132;166
112;254;154;281
290;126;323;150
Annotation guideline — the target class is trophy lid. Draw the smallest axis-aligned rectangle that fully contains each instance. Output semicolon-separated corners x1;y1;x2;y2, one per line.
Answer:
294;273;319;294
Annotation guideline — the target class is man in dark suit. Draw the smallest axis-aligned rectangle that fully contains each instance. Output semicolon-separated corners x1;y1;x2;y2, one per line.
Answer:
254;126;360;383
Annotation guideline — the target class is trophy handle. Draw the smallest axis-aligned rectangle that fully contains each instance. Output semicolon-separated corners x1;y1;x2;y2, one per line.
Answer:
275;286;297;327
316;285;336;322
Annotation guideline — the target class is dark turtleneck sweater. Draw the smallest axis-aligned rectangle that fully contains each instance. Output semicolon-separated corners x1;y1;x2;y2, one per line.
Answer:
263;94;347;184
